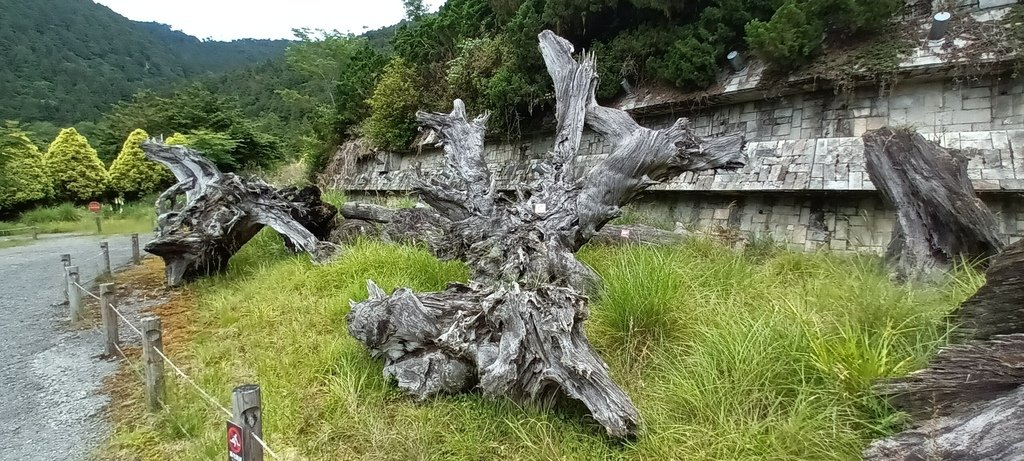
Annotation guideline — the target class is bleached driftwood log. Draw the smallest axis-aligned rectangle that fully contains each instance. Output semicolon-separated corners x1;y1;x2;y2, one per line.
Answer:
862;128;1003;282
347;30;745;438
143;142;336;286
864;240;1024;460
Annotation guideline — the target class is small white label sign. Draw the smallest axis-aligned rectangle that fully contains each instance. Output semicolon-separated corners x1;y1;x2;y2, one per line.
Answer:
533;203;547;214
620;229;631;238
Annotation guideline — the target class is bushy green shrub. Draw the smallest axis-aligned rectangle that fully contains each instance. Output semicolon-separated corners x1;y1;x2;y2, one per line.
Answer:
745;1;825;70
747;0;902;71
109;128;173;198
43;127;109;202
0;121;51;211
364;57;422;151
650;34;722;90
446;36;504;108
592;26;682;98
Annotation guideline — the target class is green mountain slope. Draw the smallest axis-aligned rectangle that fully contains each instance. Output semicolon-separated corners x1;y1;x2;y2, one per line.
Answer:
0;0;289;125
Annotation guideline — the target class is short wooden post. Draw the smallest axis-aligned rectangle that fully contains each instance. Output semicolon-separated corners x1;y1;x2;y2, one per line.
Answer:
100;283;118;356
131;233;141;265
232;384;264;461
66;266;82;321
61;254;71;303
141;316;165;411
99;241;112;276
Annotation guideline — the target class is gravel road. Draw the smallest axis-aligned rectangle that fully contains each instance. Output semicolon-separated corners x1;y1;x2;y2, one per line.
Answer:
0;233;151;461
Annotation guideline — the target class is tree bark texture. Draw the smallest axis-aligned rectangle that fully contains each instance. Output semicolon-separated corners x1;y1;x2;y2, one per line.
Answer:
337;201;688;257
143;142;336;287
346;30;745;438
864;240;1024;460
861;128;1003;282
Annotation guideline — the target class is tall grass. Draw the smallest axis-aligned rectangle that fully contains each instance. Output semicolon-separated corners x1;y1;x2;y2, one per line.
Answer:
102;236;983;460
321;189;347;209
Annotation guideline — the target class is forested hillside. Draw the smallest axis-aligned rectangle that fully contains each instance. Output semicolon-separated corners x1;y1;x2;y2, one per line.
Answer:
0;0;288;125
0;0;915;197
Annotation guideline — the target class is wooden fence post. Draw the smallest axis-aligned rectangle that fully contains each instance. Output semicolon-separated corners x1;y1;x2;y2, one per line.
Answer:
100;283;118;357
232;384;264;461
131;233;141;265
66;266;82;321
61;254;71;304
100;241;111;277
141;316;165;411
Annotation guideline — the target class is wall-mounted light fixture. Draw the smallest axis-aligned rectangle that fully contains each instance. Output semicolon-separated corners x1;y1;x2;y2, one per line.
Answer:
727;51;746;72
621;78;635;96
928;11;951;41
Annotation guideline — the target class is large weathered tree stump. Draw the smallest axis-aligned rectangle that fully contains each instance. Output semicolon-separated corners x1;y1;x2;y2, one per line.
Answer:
865;239;1024;460
862;128;1003;282
346;30;745;438
336;201;688;264
143;142;336;287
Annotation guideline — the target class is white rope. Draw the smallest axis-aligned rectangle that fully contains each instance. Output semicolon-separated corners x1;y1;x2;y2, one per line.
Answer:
113;342;195;438
77;251;106;263
150;346;234;419
112;341;146;382
110;303;144;338
67;245;281;460
73;282;102;302
150;347;281;459
0;226;37;233
251;432;281;460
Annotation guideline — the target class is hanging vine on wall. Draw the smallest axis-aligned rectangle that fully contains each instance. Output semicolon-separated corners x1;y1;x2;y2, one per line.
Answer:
944;4;1023;86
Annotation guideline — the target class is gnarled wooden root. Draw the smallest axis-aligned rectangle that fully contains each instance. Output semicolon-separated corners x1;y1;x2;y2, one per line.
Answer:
348;280;641;438
279;185;339;253
143;142;337;286
346;30;744;439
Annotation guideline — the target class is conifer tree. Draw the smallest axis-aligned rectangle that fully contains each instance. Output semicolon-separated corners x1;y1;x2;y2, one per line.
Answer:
0;121;52;211
44;127;109;202
109;128;172;198
164;132;189;146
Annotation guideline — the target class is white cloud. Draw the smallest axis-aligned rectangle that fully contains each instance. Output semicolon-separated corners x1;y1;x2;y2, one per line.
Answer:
93;0;445;41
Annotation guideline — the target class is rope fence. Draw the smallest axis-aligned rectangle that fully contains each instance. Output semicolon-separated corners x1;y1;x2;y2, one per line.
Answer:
0;225;39;233
0;225;40;240
63;235;279;460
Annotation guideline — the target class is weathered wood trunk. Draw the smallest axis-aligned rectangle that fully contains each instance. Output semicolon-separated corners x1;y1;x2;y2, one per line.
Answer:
346;30;745;438
279;185;339;253
143;142;336;287
864;239;1024;460
861;128;1003;282
337;201;688;260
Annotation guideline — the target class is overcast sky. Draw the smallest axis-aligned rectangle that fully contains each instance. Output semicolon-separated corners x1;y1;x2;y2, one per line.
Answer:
94;0;446;41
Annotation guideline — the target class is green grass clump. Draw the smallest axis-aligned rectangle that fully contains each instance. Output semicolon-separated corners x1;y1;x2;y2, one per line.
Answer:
103;236;983;460
321;189;347;209
18;202;82;224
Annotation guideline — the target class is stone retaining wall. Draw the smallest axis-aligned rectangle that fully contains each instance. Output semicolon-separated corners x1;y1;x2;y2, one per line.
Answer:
329;3;1024;253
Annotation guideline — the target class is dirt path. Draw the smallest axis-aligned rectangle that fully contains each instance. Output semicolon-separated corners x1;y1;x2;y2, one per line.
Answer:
0;233;151;461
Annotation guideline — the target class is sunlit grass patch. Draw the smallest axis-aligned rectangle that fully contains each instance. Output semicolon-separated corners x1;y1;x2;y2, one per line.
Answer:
100;235;982;460
2;201;157;237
